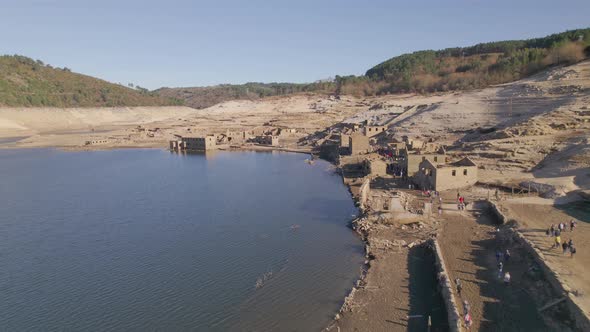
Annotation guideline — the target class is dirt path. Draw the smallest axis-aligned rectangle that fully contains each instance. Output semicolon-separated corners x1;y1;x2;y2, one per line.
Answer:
438;203;550;331
329;226;447;332
502;198;590;318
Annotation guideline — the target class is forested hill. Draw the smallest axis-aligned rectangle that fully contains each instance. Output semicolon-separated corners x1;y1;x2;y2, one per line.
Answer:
0;55;183;107
335;28;590;95
157;28;590;107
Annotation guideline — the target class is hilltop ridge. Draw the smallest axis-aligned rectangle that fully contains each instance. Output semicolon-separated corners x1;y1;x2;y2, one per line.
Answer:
0;55;182;108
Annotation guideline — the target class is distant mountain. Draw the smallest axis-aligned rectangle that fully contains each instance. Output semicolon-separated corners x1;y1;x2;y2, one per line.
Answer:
0;55;182;107
155;82;333;109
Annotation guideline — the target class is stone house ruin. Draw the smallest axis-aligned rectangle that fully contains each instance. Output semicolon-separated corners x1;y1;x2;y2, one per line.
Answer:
349;133;371;155
402;136;425;150
340;134;350;147
362;158;388;177
403;152;449;177
252;135;280;146
85;139;109;145
223;130;250;144
414;157;478;191
170;135;218;151
363;125;387;137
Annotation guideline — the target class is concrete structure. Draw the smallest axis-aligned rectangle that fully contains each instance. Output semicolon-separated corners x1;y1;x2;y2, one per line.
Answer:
349;134;371;155
414;157;478;191
363;125;387;137
403;153;449;177
170;135;218;151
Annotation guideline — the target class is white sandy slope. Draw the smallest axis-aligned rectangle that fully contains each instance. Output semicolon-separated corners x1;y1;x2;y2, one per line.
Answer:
0;106;198;137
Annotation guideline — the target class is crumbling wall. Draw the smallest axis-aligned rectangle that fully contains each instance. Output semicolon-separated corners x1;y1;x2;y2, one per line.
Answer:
429;239;462;332
359;178;371;211
434;166;478;191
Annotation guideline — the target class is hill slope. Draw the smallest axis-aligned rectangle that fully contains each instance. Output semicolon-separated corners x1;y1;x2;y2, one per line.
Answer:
156;82;333;109
0;55;182;107
349;28;590;94
160;28;590;107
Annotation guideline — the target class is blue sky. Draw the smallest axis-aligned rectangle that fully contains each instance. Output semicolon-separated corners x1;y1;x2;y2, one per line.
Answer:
1;0;588;89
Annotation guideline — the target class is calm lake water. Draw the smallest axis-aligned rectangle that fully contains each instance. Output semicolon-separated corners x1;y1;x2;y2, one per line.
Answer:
0;149;364;331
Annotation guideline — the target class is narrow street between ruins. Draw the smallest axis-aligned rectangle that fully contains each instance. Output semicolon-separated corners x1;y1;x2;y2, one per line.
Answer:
438;200;568;331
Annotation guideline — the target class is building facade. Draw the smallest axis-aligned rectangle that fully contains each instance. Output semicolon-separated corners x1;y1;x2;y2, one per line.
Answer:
414;157;478;191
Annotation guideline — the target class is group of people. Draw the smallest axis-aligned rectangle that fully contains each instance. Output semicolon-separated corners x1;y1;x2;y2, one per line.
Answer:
454;279;473;329
548;220;578;258
548;220;577;236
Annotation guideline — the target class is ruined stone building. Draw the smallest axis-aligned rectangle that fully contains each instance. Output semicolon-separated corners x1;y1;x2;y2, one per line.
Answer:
403;152;449;177
387;141;407;155
363;125;387;137
362;158;388;177
402;136;425;150
340;133;350;147
170;135;218;151
252;135;280;146
349;133;371;155
224;130;250;144
414;157;478;191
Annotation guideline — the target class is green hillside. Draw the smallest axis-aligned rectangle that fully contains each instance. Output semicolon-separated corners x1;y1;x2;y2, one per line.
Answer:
344;28;590;95
0;55;182;107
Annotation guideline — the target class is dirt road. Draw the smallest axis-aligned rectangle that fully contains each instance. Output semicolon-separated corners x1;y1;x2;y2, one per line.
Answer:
438;202;551;331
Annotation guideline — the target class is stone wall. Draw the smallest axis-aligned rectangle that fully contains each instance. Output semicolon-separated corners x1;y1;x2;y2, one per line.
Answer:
359;178;371;211
488;200;590;331
429;239;462;332
433;166;478;191
349;134;370;155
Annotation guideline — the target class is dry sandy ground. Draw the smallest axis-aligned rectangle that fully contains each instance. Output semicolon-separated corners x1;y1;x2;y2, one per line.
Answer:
0;96;365;150
501;198;590;319
438;202;557;331
328;224;447;332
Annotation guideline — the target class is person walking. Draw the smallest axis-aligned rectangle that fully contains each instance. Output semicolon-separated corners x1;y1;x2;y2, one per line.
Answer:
570;245;577;258
464;312;472;329
504;249;511;262
562;241;569;255
550;224;556;237
462;300;471;315
570;219;576;232
438;206;443;216
455;278;462;296
497;261;503;278
495;250;502;263
554;235;561;250
503;272;511;285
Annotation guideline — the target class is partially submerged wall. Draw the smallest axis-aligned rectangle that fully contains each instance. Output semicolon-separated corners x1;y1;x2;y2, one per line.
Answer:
429;239;462;332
